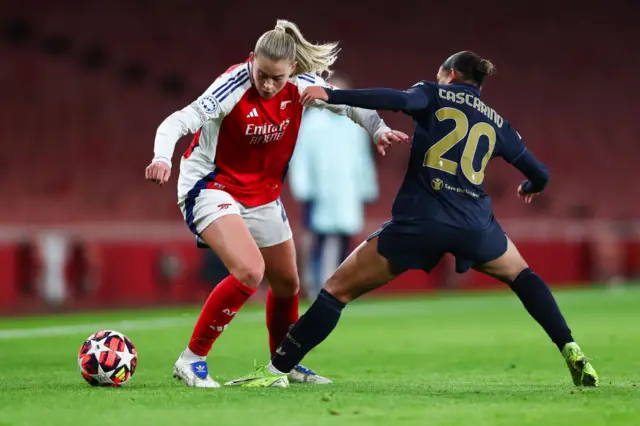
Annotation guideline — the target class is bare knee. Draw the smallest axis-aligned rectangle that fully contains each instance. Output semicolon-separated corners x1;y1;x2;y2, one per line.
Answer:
199;214;265;288
478;237;530;284
261;241;300;297
501;250;529;283
269;273;300;297
323;276;354;304
482;259;529;284
503;262;529;283
229;260;265;288
323;238;395;304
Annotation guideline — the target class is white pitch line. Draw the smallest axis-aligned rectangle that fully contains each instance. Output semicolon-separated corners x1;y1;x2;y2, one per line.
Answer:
0;317;197;339
0;301;437;340
1;288;624;340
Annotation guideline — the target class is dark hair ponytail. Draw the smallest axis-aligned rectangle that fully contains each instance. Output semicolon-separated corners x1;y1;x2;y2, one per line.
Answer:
441;51;496;86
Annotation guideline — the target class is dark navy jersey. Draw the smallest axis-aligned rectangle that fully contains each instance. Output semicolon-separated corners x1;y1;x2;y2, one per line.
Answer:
393;81;526;229
326;81;548;230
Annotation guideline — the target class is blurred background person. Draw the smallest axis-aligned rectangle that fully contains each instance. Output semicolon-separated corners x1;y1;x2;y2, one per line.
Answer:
288;72;379;299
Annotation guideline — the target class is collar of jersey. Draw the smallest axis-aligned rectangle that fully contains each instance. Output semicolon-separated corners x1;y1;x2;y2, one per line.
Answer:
246;58;254;86
450;82;481;97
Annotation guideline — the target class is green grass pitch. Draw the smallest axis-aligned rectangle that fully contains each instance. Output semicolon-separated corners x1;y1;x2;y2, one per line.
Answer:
1;285;639;426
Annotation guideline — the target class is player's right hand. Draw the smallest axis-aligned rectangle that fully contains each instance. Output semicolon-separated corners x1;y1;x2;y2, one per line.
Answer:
145;160;171;186
517;184;537;204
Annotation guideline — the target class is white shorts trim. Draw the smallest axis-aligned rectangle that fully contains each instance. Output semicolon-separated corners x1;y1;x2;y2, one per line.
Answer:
179;189;292;248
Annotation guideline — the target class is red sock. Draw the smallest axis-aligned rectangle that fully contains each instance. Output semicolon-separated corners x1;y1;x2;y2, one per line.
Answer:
266;288;300;356
188;275;256;356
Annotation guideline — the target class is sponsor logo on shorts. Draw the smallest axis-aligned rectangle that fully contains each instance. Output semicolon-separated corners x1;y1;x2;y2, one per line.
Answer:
217;203;232;210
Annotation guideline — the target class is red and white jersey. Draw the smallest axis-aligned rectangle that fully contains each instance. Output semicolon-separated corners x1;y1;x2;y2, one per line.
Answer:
153;57;391;207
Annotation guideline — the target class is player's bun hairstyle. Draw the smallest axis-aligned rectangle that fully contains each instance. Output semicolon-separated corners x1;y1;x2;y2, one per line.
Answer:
254;19;340;77
441;51;496;87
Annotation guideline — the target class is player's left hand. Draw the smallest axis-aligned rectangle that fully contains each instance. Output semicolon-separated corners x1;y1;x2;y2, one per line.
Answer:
300;86;329;105
517;184;537;204
376;130;410;156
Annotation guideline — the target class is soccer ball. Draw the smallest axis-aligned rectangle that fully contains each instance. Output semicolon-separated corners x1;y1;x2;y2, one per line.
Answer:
78;330;138;386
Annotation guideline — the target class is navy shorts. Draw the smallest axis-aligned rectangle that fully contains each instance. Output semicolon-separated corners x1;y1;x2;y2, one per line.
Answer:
367;218;508;274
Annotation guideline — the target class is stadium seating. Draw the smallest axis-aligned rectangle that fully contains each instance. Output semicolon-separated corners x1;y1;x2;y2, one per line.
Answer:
1;0;638;224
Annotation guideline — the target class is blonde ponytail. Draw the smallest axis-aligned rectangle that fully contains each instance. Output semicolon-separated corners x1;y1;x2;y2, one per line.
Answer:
254;19;340;77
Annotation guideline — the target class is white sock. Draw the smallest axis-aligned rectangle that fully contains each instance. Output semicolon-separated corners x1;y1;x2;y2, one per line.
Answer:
181;348;206;362
267;361;286;375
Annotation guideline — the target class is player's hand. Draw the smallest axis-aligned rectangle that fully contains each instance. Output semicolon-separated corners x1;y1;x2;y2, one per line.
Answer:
145;160;171;186
300;86;329;105
375;130;410;156
517;184;537;204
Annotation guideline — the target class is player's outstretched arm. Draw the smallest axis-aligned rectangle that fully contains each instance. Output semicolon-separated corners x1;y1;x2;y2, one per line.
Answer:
327;105;409;156
303;92;409;155
296;77;410;155
301;86;428;112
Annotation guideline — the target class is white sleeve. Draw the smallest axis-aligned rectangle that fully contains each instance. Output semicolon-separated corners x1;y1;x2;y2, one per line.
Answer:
152;102;216;167
295;74;392;144
153;67;250;167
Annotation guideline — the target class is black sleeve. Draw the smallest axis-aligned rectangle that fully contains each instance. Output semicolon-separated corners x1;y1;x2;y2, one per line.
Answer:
512;150;549;194
325;85;429;112
498;123;549;194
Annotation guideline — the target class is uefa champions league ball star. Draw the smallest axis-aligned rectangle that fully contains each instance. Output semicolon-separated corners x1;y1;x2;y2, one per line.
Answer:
78;330;138;386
